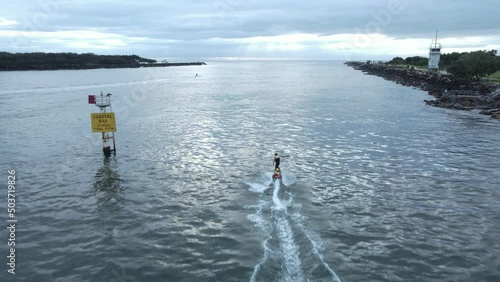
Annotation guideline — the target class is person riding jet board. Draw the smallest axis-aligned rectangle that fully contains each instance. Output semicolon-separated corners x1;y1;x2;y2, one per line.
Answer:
273;153;280;169
273;153;281;179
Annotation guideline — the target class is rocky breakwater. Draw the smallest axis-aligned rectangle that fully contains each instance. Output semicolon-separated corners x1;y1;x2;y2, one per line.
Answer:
345;61;500;119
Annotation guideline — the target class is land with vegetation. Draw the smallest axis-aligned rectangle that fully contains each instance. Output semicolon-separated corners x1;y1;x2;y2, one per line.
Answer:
0;52;206;71
385;50;500;81
346;50;500;119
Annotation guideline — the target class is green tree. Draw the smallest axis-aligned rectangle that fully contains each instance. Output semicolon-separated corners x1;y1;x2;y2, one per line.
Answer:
448;50;498;80
405;56;428;67
440;52;462;69
386;57;405;65
0;52;160;70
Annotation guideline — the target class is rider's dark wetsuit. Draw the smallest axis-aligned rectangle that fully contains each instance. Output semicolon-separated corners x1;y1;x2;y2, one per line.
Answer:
274;156;280;169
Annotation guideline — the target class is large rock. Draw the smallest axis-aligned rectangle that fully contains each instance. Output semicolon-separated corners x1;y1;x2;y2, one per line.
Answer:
491;112;500;119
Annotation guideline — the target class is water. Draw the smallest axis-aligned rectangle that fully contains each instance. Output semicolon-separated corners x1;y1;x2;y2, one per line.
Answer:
1;61;500;281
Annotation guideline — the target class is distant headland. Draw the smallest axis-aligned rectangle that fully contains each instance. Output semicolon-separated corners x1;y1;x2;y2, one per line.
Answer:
0;52;206;71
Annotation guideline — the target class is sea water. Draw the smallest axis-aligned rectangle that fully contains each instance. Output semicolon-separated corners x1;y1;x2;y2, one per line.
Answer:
1;61;500;281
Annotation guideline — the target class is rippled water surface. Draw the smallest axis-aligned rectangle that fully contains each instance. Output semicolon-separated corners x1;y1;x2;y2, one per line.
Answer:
1;61;500;282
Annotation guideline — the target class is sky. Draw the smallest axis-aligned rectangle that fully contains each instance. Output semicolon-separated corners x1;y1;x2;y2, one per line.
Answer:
0;0;499;61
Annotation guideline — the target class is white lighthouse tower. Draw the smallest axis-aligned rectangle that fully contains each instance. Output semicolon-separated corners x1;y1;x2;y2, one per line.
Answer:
428;31;441;71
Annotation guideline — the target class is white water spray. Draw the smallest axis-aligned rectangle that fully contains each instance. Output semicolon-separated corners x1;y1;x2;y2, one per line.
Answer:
249;172;340;282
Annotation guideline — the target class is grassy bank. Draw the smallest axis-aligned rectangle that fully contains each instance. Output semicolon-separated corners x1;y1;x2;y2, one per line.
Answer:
482;70;500;83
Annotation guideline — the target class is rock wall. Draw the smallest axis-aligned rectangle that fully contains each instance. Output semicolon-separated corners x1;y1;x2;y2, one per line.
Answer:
345;62;500;119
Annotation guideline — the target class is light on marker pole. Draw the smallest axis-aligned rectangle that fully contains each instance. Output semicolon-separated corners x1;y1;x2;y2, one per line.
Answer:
89;92;117;156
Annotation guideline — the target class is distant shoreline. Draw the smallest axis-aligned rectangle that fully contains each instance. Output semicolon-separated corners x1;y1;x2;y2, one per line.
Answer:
345;61;500;120
0;52;206;71
0;62;206;72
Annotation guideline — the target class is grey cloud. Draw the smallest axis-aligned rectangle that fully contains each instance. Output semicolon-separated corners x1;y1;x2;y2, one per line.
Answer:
1;0;499;58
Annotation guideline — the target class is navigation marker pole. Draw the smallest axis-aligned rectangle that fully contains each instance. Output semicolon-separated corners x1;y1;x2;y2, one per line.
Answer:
89;92;117;156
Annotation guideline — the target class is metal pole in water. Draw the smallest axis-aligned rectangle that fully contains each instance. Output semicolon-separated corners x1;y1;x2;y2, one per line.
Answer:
108;93;116;154
100;93;112;155
89;92;117;156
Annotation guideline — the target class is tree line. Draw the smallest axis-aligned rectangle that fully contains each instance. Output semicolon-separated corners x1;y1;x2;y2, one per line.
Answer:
386;50;500;80
0;52;158;71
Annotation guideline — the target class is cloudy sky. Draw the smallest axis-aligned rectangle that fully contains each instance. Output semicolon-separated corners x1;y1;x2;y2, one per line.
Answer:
0;0;498;60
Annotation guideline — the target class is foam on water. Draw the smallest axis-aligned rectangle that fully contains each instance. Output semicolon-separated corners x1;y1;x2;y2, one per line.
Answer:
272;181;286;211
291;212;342;282
246;172;274;194
281;172;297;186
273;187;304;281
275;216;304;281
249;175;276;282
250;176;304;281
249;198;275;282
249;171;343;281
250;237;273;282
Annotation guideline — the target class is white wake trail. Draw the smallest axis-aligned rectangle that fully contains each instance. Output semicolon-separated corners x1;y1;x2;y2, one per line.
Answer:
272;180;286;211
253;173;342;282
291;213;342;282
273;180;304;282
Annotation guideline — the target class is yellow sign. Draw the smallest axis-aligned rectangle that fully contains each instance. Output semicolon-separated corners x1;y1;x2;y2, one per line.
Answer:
91;112;117;132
